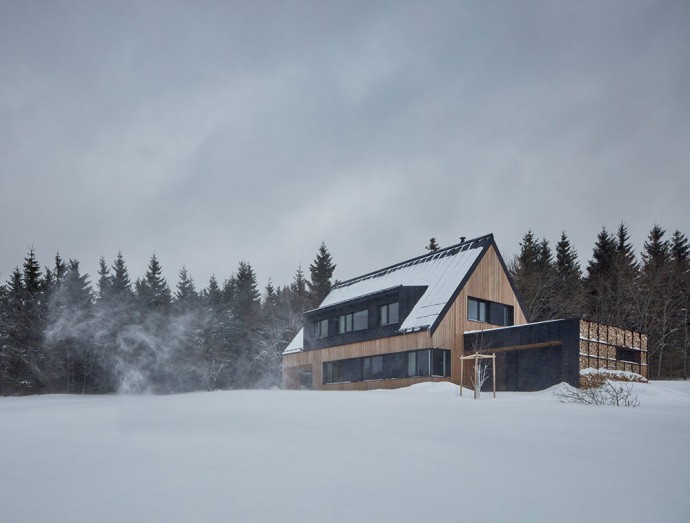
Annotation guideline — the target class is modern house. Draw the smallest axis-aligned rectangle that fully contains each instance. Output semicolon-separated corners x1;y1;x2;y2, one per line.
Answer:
282;234;647;391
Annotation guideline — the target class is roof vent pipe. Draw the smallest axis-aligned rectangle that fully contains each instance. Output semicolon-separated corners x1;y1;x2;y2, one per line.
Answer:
459;236;466;243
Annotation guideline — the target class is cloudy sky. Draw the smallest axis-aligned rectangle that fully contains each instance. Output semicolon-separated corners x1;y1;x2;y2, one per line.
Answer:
1;1;688;292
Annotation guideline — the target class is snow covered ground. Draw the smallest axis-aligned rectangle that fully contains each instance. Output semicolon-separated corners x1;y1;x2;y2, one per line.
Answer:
1;381;689;523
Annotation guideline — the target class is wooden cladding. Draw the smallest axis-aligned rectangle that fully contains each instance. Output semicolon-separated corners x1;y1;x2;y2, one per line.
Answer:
579;320;648;378
283;244;531;390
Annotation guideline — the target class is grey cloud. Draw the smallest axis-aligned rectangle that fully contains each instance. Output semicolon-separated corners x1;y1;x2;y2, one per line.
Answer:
1;1;688;288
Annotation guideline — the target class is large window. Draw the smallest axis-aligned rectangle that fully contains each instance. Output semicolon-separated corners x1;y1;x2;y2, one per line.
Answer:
338;310;368;334
323;349;451;384
467;297;514;327
379;302;399;326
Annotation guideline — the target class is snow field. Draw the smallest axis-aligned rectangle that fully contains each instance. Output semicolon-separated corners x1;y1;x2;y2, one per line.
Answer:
1;381;689;522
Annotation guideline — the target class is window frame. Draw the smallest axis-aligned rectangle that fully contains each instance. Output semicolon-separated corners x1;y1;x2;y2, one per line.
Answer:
379;302;400;326
468;297;488;322
314;318;329;338
338;309;369;334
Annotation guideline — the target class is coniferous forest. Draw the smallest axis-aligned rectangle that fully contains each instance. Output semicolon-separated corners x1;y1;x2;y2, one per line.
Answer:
0;224;688;396
0;243;335;395
509;223;689;380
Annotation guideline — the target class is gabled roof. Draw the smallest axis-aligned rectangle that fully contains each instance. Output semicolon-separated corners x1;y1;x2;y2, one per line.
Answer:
283;234;494;355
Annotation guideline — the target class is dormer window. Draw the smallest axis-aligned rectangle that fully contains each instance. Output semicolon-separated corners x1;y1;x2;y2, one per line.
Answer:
338;310;368;333
315;319;329;338
379;302;399;326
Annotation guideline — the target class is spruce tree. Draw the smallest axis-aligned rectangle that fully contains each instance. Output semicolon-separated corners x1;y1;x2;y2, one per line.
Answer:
509;231;558;321
110;251;133;300
0;268;27;393
45;259;97;393
199;275;233;390
96;256;111;303
308;242;336;309
670;230;689;265
174;266;198;313
138;254;172;310
229;261;262;387
610;223;639;326
290;265;309;315
669;230;690;378
585;226;617;323
254;280;286;387
555;231;584;317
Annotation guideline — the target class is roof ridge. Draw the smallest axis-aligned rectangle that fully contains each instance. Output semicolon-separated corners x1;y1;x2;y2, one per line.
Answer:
333;233;493;289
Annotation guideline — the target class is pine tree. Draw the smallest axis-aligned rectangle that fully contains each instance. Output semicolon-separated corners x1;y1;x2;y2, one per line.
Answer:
584;226;618;323
638;225;674;378
290;265;309;316
227;261;262;387
610;223;639;326
509;231;558;321
174;266;198;313
199;275;234;390
45;259;97;393
670;230;689;266
0;268;27;393
138;254;172;310
254;280;286;387
110;251;133;300
426;238;440;252
555;231;584;317
308;242;336;309
96;256;111;302
669;230;690;378
641;225;669;272
203;275;223;309
232;262;261;328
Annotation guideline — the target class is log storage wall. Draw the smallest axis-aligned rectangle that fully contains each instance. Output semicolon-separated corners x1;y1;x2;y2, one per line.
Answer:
579;320;648;378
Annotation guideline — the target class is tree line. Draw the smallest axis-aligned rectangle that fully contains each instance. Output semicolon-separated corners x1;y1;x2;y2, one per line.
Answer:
509;223;689;380
2;224;688;395
0;243;335;395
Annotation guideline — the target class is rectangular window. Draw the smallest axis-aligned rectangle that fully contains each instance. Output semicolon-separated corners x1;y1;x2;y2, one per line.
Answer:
468;297;488;322
353;310;368;330
338;310;368;333
407;352;417;376
468;297;513;327
315;319;329;338
416;349;430;376
364;355;384;379
323;349;451;384
616;347;641;364
379;302;400;325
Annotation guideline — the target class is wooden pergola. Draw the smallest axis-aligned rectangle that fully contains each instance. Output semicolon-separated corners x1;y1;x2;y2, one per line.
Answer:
459;353;496;399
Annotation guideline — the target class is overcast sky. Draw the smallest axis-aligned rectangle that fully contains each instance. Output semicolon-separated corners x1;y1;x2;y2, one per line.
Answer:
1;0;688;292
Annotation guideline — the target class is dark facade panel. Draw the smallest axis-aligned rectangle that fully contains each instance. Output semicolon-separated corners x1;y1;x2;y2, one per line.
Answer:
465;318;581;391
303;286;428;351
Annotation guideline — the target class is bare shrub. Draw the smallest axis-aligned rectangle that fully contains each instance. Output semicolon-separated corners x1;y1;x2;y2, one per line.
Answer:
555;380;640;407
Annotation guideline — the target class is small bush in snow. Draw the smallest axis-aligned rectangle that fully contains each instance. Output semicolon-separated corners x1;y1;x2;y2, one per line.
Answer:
555;380;640;407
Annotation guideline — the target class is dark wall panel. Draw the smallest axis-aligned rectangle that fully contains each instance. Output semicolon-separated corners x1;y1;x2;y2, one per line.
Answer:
468;318;581;391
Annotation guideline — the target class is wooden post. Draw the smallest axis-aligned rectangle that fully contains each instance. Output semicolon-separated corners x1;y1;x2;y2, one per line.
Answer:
460;353;497;400
491;352;496;399
474;353;480;400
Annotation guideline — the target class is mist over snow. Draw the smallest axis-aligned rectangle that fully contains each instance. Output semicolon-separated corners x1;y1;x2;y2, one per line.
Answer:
1;381;689;522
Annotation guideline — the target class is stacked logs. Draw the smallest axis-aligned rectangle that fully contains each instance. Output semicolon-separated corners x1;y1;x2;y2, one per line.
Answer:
579;320;647;378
